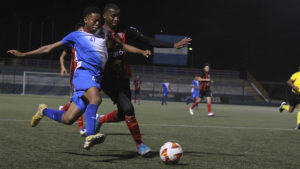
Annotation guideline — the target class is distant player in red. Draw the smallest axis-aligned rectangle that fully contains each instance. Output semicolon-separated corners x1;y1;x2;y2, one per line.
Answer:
189;63;215;117
59;23;86;136
134;75;142;104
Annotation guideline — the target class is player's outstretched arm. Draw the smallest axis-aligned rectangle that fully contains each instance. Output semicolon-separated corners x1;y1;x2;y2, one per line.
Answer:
173;37;192;49
195;76;211;82
108;30;151;58
123;44;151;58
7;41;64;57
126;27;192;49
59;50;68;77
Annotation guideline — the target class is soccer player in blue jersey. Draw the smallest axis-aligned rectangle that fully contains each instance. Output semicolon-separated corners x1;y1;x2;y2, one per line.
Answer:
59;22;87;137
186;77;199;108
161;80;171;105
7;6;151;150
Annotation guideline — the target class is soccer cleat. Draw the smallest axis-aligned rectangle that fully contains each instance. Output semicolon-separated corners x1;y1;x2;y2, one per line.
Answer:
80;128;86;137
208;112;215;117
279;102;286;113
83;133;106;150
295;125;300;130
58;105;63;110
138;143;152;156
189;107;194;115
95;114;103;133
30;104;47;127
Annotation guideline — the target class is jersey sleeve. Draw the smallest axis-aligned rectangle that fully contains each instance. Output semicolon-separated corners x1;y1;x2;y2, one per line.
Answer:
290;73;298;81
199;71;204;77
61;31;76;48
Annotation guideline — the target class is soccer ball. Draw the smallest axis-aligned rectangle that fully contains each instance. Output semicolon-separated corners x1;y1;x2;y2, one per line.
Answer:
159;142;183;164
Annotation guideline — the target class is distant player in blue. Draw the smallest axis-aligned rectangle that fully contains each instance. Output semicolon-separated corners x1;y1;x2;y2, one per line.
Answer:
161;80;171;105
186;77;199;109
7;6;151;150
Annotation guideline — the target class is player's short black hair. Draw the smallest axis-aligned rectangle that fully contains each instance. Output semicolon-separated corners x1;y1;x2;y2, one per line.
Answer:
75;22;85;30
103;3;120;13
204;63;210;67
83;6;101;18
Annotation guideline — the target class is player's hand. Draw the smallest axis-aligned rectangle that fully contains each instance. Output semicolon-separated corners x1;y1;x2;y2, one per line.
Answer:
142;50;151;58
174;37;192;49
7;50;25;57
60;67;67;77
293;86;299;91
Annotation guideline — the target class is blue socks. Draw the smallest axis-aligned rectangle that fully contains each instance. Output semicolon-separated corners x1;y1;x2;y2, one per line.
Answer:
43;104;98;137
85;104;98;137
43;108;65;122
186;98;193;105
162;97;167;105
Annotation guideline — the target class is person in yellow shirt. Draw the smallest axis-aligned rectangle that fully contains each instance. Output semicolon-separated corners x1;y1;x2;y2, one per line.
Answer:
279;65;300;129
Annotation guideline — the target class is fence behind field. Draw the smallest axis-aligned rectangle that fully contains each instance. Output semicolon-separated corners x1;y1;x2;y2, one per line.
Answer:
0;59;290;106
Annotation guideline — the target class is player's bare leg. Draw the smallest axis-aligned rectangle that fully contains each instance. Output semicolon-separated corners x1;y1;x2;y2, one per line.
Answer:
59;102;86;136
60;103;83;124
31;87;106;149
280;102;295;113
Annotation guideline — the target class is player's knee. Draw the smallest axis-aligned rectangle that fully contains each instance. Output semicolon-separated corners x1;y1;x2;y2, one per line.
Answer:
124;104;135;116
62;116;76;125
90;96;102;105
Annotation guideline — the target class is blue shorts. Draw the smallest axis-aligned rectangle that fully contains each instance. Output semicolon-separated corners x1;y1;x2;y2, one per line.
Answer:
163;92;168;97
71;68;102;111
191;92;199;98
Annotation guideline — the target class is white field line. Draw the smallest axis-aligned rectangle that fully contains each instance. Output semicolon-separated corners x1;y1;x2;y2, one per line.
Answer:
0;118;294;131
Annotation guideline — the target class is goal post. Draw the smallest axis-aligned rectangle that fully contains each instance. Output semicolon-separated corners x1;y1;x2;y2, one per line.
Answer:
22;71;71;96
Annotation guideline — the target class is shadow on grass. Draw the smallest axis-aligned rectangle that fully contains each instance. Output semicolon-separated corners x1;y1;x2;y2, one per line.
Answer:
58;150;159;162
104;133;131;136
211;115;230;118
184;151;246;157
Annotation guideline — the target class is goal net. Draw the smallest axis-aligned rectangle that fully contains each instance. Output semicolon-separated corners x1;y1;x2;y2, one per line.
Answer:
22;71;71;96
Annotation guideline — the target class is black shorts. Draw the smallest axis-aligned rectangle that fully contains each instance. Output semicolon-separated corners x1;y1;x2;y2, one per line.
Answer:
101;62;131;104
134;90;140;95
199;90;212;99
289;92;300;108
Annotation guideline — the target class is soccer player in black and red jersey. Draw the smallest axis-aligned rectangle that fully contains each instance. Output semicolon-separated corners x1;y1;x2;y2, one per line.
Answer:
93;3;191;156
59;22;87;136
134;75;142;104
189;63;215;117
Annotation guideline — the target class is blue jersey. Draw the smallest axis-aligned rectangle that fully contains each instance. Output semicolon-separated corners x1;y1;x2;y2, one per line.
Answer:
61;30;108;111
61;30;108;76
190;80;199;98
191;80;199;94
162;82;170;94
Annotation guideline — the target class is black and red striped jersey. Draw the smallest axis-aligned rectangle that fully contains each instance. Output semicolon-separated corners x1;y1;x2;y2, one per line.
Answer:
94;26;175;79
199;71;211;91
134;79;142;91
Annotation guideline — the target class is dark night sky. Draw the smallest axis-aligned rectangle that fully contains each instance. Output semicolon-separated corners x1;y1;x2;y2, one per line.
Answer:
1;0;299;81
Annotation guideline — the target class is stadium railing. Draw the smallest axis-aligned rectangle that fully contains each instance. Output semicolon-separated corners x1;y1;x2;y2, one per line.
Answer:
0;58;288;106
